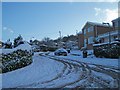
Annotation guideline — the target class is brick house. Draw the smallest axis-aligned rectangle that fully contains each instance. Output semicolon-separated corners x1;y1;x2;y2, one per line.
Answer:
78;21;113;50
96;17;120;44
112;17;120;40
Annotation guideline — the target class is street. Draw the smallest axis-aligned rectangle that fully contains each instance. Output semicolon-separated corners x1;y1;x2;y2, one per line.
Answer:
13;53;119;88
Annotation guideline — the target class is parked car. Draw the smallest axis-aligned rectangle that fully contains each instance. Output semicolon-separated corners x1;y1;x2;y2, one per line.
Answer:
54;48;68;56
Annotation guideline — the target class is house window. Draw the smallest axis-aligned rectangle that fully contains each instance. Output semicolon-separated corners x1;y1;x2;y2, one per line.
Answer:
114;22;118;27
88;26;93;32
84;29;86;35
88;36;94;44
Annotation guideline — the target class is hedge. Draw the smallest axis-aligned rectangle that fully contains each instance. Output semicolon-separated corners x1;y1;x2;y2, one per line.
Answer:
93;41;120;59
1;49;32;73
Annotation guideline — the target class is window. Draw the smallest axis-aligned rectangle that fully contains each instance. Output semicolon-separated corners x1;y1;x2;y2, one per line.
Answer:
84;29;86;35
88;26;93;32
113;22;118;27
88;36;94;44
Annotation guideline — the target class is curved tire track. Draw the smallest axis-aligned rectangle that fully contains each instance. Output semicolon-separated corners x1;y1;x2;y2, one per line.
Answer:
16;54;119;88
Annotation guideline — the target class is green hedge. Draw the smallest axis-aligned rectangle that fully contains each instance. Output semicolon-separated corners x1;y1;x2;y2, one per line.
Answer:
93;42;120;59
1;49;32;73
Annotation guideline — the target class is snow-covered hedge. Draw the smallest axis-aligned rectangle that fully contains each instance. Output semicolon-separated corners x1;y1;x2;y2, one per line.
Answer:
93;41;120;59
1;43;33;73
1;49;32;73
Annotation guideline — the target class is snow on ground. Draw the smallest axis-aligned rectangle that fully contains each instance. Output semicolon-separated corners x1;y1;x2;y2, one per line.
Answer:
49;50;118;68
1;53;64;88
1;49;119;88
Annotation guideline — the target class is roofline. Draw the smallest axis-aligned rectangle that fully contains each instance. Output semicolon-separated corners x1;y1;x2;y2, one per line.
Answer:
82;21;112;30
112;17;120;22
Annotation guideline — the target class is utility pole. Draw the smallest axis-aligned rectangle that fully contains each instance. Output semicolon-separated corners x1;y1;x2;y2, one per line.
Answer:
76;30;78;35
59;31;62;39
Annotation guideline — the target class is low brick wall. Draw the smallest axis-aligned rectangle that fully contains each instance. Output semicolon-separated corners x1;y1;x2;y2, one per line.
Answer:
93;42;120;59
1;49;32;73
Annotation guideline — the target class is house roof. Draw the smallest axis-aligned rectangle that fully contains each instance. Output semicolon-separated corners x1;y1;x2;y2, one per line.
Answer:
112;17;120;22
82;21;112;30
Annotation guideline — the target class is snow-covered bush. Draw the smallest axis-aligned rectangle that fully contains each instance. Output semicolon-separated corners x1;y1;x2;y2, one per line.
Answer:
1;43;33;73
1;49;32;73
3;39;12;49
14;35;24;48
93;41;120;58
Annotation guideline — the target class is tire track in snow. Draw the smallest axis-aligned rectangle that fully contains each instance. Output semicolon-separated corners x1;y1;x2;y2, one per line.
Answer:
40;55;90;88
44;55;119;88
15;54;119;88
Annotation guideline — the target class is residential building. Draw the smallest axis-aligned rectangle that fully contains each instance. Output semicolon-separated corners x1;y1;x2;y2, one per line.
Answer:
78;21;113;50
112;17;120;40
96;17;120;44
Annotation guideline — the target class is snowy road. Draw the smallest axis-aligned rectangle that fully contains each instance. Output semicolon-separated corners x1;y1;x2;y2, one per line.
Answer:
2;53;119;88
36;54;119;88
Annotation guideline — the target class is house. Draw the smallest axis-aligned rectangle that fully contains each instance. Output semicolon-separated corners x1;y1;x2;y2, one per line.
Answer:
96;17;120;44
78;21;113;50
112;17;120;40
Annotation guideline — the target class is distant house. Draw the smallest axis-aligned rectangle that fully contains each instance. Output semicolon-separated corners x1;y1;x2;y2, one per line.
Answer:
78;21;113;50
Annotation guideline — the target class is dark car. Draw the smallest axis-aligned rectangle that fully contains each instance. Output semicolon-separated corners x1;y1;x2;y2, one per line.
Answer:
54;48;68;56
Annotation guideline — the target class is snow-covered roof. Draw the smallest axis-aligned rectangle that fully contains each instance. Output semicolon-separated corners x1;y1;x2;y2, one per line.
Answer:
55;48;68;53
112;17;120;22
82;21;112;30
77;31;82;34
87;21;112;27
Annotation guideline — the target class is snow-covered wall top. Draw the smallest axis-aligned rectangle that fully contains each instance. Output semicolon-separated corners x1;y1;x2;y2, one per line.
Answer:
0;42;32;54
93;41;120;46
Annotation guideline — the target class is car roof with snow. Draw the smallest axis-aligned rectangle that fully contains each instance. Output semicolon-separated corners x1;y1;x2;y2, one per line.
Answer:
55;48;67;53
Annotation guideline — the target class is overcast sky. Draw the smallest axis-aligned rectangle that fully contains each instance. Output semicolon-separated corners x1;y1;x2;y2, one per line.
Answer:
2;1;118;42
